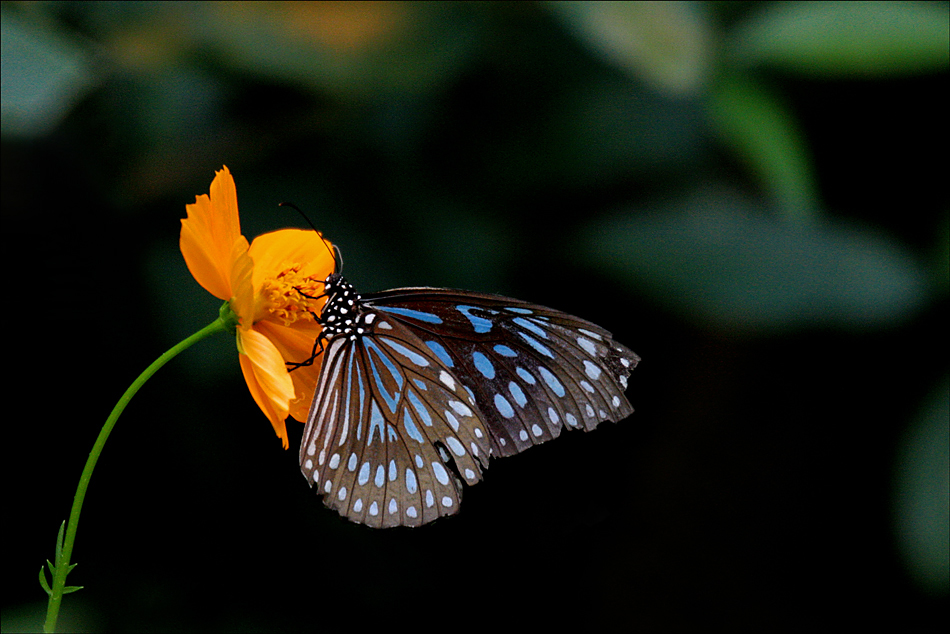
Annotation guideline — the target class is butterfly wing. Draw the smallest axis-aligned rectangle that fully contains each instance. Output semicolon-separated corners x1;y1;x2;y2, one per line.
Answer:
364;288;639;459
299;311;494;528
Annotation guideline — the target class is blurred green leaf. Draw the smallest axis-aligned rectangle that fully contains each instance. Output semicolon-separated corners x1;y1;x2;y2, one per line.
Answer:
1;10;97;138
196;3;481;97
709;73;818;224
584;189;928;331
547;0;711;95
894;377;950;596
729;1;950;77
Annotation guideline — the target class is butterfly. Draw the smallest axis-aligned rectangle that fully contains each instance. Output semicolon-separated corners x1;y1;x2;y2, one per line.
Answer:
292;238;639;528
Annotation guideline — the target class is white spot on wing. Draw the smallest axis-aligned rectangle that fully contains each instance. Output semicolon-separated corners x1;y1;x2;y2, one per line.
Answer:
439;371;456;391
583;360;602;380
432;462;450;485
449;400;472;417
578;328;603;340
445;410;460;432
577;336;598;355
446;436;466;456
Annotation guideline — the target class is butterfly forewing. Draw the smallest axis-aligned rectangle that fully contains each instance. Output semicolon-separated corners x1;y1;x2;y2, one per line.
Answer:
364;289;639;458
300;280;639;527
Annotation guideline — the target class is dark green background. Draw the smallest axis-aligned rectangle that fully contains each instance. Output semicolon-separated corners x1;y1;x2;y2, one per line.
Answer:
3;3;947;632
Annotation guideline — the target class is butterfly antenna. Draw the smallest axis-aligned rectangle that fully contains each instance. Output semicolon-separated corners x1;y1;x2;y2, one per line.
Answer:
279;201;341;273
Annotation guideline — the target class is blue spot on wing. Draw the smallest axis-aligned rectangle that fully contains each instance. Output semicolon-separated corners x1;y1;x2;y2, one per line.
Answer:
363;338;402;414
425;340;454;367
517;367;536;384
376;306;444;323
494;393;515;418
380;337;430;367
513;317;548;339
406;389;433;427
518;331;554;358
509;382;527;407
538;366;566;397
369;400;386;444
457;305;493;334
472;351;495;379
344;345;366;438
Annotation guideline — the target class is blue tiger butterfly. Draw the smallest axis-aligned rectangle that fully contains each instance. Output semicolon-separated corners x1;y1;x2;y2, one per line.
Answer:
292;234;639;528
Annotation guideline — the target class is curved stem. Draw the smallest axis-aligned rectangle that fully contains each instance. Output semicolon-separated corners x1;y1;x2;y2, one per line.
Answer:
44;316;231;633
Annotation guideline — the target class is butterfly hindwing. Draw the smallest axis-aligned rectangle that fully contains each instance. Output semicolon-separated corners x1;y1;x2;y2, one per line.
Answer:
299;310;493;528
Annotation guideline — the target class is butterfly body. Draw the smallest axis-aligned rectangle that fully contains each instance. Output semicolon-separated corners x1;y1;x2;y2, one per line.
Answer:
299;272;639;528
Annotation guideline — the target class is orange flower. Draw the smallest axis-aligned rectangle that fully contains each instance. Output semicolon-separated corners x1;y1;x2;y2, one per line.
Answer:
180;166;334;448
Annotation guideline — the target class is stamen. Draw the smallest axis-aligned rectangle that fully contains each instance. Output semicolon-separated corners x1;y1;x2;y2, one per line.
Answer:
263;265;326;326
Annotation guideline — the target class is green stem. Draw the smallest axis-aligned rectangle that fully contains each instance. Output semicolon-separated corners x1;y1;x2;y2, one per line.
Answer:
43;313;233;633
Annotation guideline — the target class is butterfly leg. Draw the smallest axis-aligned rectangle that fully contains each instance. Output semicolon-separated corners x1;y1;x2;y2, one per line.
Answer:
286;286;330;371
294;286;327;302
286;331;327;371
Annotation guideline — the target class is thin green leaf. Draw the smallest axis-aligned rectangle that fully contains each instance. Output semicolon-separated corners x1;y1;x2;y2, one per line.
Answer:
54;521;66;564
39;565;52;596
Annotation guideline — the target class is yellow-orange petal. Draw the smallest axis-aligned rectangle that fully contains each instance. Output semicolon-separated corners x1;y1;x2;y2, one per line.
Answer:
238;328;296;449
228;235;254;325
254;319;325;422
180;166;243;300
247;228;335;293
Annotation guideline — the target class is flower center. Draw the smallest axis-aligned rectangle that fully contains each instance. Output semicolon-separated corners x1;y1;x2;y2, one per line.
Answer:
262;265;326;326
